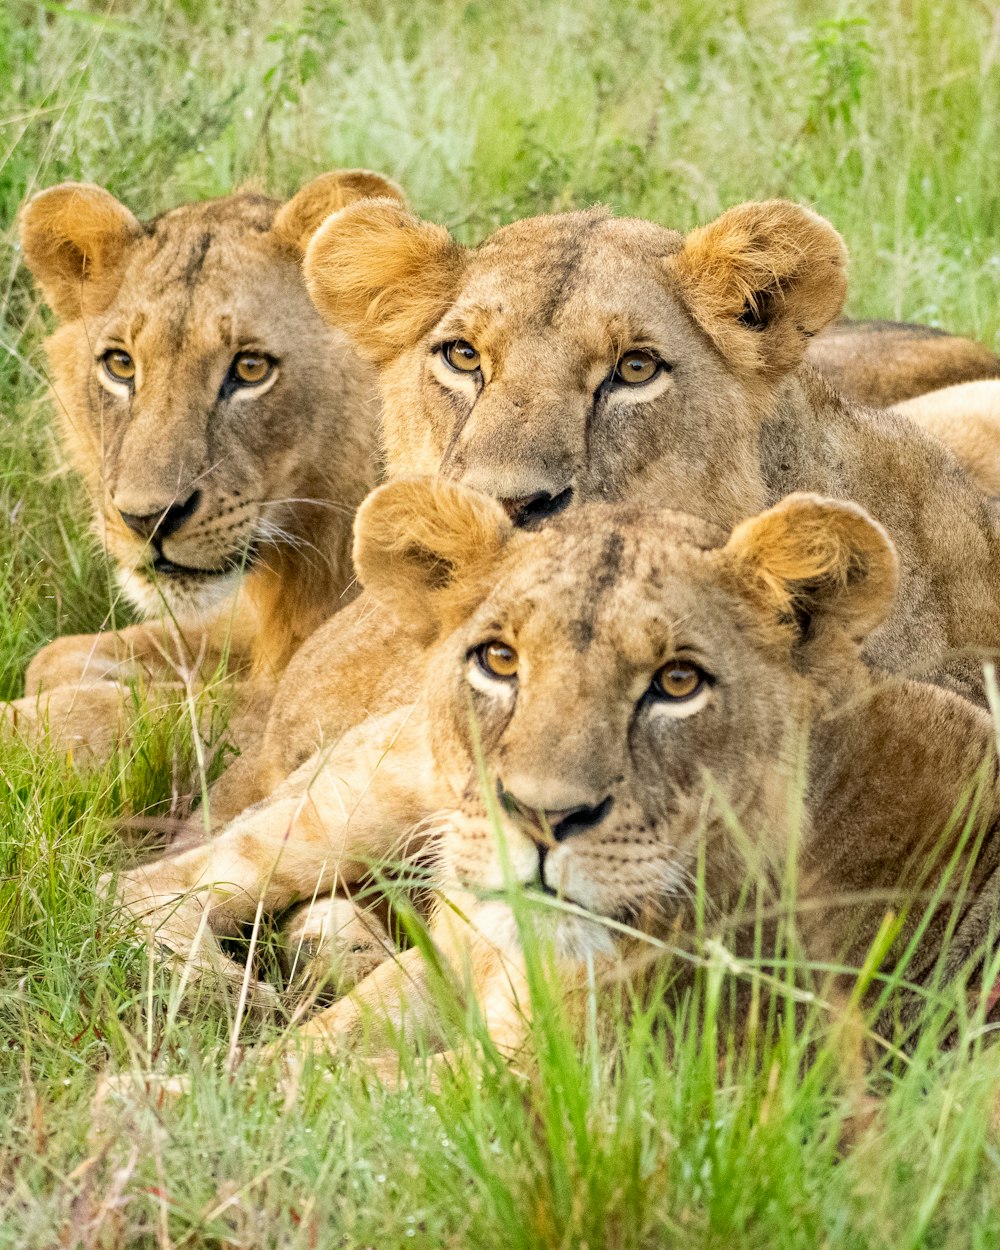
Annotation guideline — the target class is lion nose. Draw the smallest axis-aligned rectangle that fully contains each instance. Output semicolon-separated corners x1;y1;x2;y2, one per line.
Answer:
499;486;575;528
499;783;614;842
118;489;202;542
547;797;614;840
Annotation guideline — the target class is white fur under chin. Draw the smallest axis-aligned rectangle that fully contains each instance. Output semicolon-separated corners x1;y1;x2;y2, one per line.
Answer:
472;897;619;964
116;564;240;623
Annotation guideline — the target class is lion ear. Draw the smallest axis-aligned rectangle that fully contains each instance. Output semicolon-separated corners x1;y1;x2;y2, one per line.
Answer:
304;200;463;365
272;168;406;253
723;493;898;651
354;478;513;635
19;182;142;320
669;200;848;379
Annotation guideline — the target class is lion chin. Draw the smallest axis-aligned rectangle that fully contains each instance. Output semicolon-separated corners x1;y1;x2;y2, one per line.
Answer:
116;563;243;623
466;896;621;965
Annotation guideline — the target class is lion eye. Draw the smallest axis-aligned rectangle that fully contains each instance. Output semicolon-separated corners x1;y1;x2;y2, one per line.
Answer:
441;340;481;373
474;640;518;679
612;350;661;386
231;352;275;386
651;660;706;702
102;349;135;383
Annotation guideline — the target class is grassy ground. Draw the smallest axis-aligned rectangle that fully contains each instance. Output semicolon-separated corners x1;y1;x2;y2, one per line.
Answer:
4;0;1000;1245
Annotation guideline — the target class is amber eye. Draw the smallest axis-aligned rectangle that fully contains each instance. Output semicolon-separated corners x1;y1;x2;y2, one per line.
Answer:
651;660;707;702
474;640;519;679
231;352;274;386
102;349;135;383
612;350;660;386
441;340;481;373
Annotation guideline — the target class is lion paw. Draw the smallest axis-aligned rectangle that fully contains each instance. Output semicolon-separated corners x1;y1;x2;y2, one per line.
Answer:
278;895;396;997
103;867;280;1017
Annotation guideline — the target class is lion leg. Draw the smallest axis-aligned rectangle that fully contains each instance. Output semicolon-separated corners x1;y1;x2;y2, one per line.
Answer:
25;630;146;693
106;707;434;986
287;914;532;1066
12;618;255;771
2;674;246;775
10;627;156;763
292;945;439;1055
24;620;225;693
2;681;129;763
260;946;450;1092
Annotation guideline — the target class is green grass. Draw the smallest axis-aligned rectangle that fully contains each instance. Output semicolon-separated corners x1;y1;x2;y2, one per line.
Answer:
4;0;1000;1244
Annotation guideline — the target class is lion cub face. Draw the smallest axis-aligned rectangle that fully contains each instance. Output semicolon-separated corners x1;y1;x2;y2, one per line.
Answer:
355;479;898;960
306;199;847;529
20;171;399;619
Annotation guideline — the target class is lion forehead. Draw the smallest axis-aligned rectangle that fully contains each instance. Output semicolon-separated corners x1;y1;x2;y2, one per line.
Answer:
462;514;741;668
113;224;307;338
478;209;683;265
458;214;687;333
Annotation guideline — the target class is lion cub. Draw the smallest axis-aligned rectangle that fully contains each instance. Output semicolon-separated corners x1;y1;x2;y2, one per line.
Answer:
108;478;1000;1057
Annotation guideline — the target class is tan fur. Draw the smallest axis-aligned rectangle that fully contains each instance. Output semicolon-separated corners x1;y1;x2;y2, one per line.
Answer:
106;481;1000;1061
9;170;402;760
19;183;142;319
98;199;1000;1018
808;317;1000;408
671;201;849;377
306;197;1000;505
896;380;1000;496
196;198;1000;898
305;199;462;367
356;475;515;635
726;493;899;638
272;170;404;252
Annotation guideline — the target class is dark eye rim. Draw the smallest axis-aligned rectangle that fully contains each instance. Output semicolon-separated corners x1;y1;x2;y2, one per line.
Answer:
100;348;135;383
648;659;713;703
439;339;482;374
469;639;518;681
609;349;671;389
229;351;278;387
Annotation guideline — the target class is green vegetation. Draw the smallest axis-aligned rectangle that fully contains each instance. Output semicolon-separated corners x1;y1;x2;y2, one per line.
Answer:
3;0;1000;1244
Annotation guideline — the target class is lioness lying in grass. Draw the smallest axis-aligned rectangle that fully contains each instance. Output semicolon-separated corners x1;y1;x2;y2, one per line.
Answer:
7;169;401;772
109;478;1000;1059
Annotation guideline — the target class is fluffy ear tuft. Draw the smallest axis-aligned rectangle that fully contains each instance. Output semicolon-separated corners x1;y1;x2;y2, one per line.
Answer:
354;478;514;635
669;200;848;378
304;200;463;365
272;168;406;253
724;492;898;650
19;182;142;320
